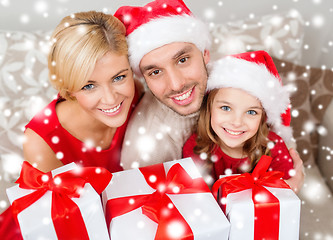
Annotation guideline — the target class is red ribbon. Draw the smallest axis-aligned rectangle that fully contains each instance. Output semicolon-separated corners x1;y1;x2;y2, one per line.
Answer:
11;161;112;240
105;163;210;240
212;155;291;240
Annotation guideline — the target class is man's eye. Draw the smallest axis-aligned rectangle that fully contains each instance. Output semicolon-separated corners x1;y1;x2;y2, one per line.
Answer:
247;110;257;115
221;106;231;111
81;84;94;91
150;70;161;76
179;57;188;64
114;75;125;82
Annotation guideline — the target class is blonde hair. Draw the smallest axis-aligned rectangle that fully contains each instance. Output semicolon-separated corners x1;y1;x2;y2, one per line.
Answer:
194;89;271;172
48;11;128;100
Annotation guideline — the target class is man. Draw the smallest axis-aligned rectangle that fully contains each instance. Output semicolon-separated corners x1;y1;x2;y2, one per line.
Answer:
115;0;304;191
114;0;210;168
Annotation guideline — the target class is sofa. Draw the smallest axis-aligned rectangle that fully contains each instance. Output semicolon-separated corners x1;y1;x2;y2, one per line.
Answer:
0;8;332;239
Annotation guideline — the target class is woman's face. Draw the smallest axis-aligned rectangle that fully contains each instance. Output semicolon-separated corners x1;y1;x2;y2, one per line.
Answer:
210;88;263;156
71;52;135;128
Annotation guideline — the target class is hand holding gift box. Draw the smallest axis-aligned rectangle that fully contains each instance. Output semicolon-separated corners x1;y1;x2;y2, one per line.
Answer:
102;158;230;240
6;161;112;240
212;155;301;240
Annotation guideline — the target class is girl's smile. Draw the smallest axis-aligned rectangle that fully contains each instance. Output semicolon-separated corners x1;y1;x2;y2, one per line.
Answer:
223;127;245;137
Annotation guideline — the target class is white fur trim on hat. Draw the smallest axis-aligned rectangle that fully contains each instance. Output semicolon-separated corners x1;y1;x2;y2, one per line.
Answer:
127;14;211;77
207;57;293;146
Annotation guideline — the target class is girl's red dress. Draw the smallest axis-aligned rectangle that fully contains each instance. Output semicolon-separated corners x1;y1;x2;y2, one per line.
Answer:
183;131;294;182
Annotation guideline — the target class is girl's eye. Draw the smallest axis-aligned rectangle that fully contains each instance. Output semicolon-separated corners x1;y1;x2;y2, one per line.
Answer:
221;106;231;111
247;110;257;115
114;75;125;82
178;57;188;64
81;84;94;91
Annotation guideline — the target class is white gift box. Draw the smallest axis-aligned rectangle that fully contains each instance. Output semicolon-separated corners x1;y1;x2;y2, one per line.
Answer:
224;184;301;240
6;163;110;240
102;158;230;240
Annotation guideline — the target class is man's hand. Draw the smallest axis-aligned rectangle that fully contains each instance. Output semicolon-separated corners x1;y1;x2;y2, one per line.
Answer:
285;148;305;193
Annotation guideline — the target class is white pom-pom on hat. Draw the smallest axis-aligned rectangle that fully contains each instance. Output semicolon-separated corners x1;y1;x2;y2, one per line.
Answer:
114;0;211;77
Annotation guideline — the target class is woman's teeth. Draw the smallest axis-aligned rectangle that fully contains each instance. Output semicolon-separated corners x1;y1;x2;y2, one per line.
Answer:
101;103;121;113
174;89;192;101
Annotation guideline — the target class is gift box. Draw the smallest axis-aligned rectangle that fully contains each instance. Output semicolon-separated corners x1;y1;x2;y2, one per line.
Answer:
102;157;230;240
212;155;301;240
6;162;112;240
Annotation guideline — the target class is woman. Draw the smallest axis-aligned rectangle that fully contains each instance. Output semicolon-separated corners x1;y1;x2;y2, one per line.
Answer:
24;11;140;172
0;11;141;239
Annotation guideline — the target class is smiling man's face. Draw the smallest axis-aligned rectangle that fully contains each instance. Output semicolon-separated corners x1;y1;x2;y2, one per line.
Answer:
139;42;210;116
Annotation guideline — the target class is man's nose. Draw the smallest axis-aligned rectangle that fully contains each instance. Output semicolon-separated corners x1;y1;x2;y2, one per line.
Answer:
166;69;186;91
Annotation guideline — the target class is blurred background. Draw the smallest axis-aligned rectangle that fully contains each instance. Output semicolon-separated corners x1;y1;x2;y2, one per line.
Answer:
0;0;333;68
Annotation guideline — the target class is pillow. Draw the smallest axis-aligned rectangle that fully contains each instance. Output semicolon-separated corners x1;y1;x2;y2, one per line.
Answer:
0;30;56;179
308;67;333;121
272;57;333;166
209;10;304;64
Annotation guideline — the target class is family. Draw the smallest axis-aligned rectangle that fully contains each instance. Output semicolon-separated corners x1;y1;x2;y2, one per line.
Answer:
0;0;304;238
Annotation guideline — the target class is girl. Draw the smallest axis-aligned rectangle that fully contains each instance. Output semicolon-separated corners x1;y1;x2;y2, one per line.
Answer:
0;11;141;239
183;51;295;187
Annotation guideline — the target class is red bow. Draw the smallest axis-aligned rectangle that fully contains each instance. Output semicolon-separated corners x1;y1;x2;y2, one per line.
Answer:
11;161;112;240
105;163;210;240
212;155;291;240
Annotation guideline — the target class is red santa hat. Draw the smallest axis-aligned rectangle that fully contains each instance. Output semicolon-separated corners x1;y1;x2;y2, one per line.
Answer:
114;0;211;77
207;51;294;147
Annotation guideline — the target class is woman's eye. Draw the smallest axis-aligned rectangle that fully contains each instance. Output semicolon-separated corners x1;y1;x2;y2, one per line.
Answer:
81;84;94;91
247;110;257;115
221;106;231;111
114;75;125;82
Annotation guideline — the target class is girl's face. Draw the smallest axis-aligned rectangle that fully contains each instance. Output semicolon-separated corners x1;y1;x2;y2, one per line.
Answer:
71;52;135;129
210;88;263;156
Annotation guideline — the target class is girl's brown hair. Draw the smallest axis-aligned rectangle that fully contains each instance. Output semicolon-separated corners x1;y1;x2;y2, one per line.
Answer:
194;89;271;173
